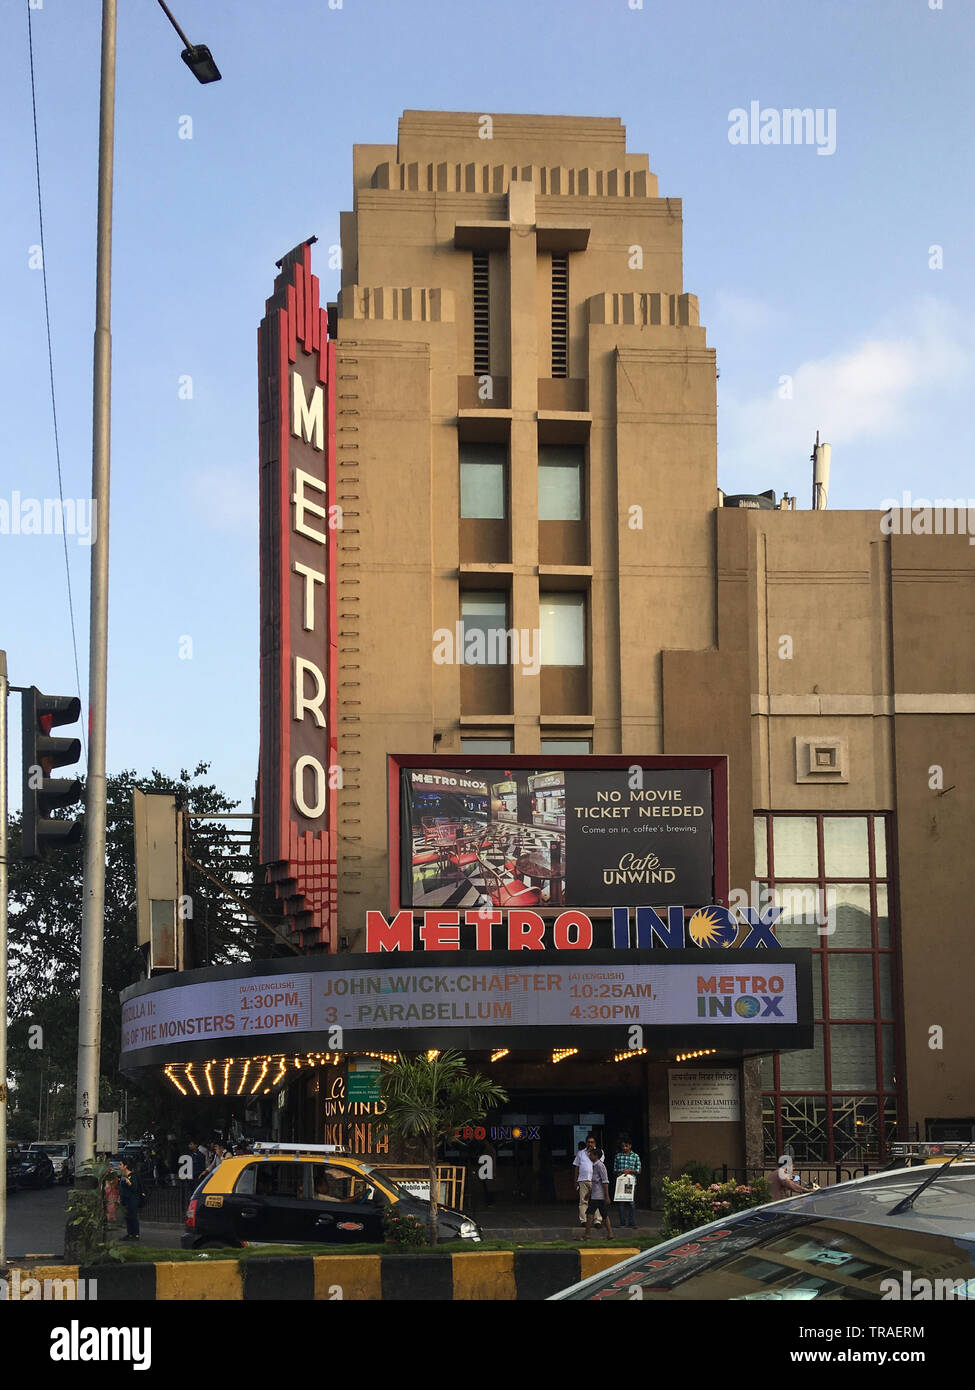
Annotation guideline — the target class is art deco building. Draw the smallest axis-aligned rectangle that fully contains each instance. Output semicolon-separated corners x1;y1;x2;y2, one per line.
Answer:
324;110;973;1174
126;112;973;1202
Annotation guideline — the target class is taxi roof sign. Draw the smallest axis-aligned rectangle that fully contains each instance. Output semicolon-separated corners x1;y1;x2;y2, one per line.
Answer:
251;1142;349;1156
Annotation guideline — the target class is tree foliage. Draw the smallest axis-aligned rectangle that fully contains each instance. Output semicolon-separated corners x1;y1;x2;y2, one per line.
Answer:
379;1052;508;1244
6;762;266;1134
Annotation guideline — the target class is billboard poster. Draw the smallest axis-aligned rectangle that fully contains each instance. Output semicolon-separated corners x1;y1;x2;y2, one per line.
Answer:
400;765;713;910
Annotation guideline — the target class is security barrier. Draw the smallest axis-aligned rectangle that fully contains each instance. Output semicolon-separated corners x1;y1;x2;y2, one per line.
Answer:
6;1247;637;1301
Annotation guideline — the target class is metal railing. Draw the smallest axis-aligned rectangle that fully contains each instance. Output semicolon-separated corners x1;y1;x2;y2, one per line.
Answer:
371;1164;467;1211
140;1179;196;1223
711;1164;875;1188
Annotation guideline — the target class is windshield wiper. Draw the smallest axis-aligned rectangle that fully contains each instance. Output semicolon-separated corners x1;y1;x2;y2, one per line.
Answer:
887;1139;975;1215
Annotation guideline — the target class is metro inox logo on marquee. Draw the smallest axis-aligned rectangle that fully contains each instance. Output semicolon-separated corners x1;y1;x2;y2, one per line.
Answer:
365;903;782;952
695;974;787;1019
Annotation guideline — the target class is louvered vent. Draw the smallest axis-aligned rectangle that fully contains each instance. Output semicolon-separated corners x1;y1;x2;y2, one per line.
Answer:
473;252;490;374
551;254;569;378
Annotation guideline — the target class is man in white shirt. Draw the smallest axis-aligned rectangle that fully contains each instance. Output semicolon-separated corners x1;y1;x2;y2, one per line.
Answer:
572;1139;602;1225
572;1142;593;1224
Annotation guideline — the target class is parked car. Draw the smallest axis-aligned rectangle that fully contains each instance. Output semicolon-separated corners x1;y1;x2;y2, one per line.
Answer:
881;1140;974;1170
549;1163;975;1300
26;1141;75;1185
12;1148;56;1190
109;1144;148;1179
6;1142;24;1194
181;1142;481;1249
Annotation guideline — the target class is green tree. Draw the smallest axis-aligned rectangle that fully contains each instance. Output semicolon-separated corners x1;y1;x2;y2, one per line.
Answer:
7;762;276;1137
378;1052;508;1244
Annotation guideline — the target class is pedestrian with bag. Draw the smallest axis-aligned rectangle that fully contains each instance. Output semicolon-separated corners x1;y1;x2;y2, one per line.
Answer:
613;1137;641;1228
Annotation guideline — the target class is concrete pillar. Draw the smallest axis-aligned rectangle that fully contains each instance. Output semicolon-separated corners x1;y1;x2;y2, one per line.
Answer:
507;179;539;746
742;1056;765;1174
646;1061;672;1209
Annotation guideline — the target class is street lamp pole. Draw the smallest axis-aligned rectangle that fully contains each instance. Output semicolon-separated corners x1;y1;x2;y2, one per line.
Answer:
74;0;116;1174
73;1;222;1181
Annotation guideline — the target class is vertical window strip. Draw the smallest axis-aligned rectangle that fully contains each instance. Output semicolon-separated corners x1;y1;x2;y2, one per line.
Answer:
551;254;568;377
757;811;898;1165
472;252;490;375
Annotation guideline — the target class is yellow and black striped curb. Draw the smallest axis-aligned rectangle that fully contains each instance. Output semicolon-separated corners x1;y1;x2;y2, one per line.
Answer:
8;1248;638;1301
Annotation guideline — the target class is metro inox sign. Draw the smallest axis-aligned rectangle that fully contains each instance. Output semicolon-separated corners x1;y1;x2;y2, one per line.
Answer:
365;904;783;952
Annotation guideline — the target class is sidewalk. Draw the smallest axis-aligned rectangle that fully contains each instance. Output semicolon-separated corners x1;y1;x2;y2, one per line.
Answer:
472;1202;663;1242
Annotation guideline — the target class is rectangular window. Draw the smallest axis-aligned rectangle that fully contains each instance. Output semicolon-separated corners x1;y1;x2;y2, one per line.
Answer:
473;252;490;375
538;445;583;520
460;591;508;666
540;593;585;666
757;812;898;1165
460;442;506;519
540;739;592;754
771;816;818;877
551;254;568;377
461;738;513;753
823;816;869;877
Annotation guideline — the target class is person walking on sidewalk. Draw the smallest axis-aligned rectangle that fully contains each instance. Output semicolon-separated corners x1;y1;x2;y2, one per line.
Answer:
573;1142;593;1225
583;1149;614;1241
613;1138;641;1228
118;1160;142;1241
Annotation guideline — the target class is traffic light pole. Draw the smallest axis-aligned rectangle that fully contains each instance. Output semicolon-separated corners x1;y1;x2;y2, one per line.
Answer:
75;0;116;1175
1;652;9;1268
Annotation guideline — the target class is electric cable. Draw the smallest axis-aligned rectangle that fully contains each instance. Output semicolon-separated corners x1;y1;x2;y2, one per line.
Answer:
26;0;87;764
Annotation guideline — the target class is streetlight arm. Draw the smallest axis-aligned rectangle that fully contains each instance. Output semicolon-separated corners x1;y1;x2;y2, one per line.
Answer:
156;0;193;50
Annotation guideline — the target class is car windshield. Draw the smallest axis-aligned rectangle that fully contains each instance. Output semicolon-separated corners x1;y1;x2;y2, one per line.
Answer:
32;1144;66;1156
356;1163;418;1203
562;1208;975;1300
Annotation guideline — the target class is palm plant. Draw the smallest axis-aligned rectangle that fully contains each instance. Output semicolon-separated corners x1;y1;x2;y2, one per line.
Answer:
378;1051;508;1244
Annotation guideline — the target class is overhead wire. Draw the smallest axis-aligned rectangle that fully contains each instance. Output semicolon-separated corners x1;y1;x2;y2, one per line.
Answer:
26;0;87;764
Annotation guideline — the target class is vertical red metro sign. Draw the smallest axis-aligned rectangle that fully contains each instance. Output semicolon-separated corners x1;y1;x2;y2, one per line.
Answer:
258;242;337;949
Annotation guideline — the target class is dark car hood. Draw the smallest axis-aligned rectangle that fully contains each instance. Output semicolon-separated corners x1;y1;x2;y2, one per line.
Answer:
396;1196;473;1228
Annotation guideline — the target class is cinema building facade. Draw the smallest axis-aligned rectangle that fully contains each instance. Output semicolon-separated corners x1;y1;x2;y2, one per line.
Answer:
120;112;974;1204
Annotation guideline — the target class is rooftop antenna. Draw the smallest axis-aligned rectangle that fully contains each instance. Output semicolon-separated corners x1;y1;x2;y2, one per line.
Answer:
812;430;831;510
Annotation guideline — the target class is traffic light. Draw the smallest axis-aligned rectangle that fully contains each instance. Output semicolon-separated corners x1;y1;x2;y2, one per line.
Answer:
21;686;84;858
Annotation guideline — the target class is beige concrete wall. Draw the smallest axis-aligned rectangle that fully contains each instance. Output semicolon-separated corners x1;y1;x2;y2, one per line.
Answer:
334;112;719;941
703;510;974;1134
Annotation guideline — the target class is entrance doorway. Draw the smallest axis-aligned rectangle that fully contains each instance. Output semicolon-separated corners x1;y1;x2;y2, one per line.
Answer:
449;1087;645;1209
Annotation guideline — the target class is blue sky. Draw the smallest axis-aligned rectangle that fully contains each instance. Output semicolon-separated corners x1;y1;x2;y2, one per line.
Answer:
1;0;972;811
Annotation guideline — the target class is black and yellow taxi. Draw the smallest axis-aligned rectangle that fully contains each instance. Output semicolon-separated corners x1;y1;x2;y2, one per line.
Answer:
182;1143;482;1248
881;1140;975;1169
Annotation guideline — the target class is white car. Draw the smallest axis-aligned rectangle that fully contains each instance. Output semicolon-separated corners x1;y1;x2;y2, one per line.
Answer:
26;1141;75;1185
549;1163;975;1300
